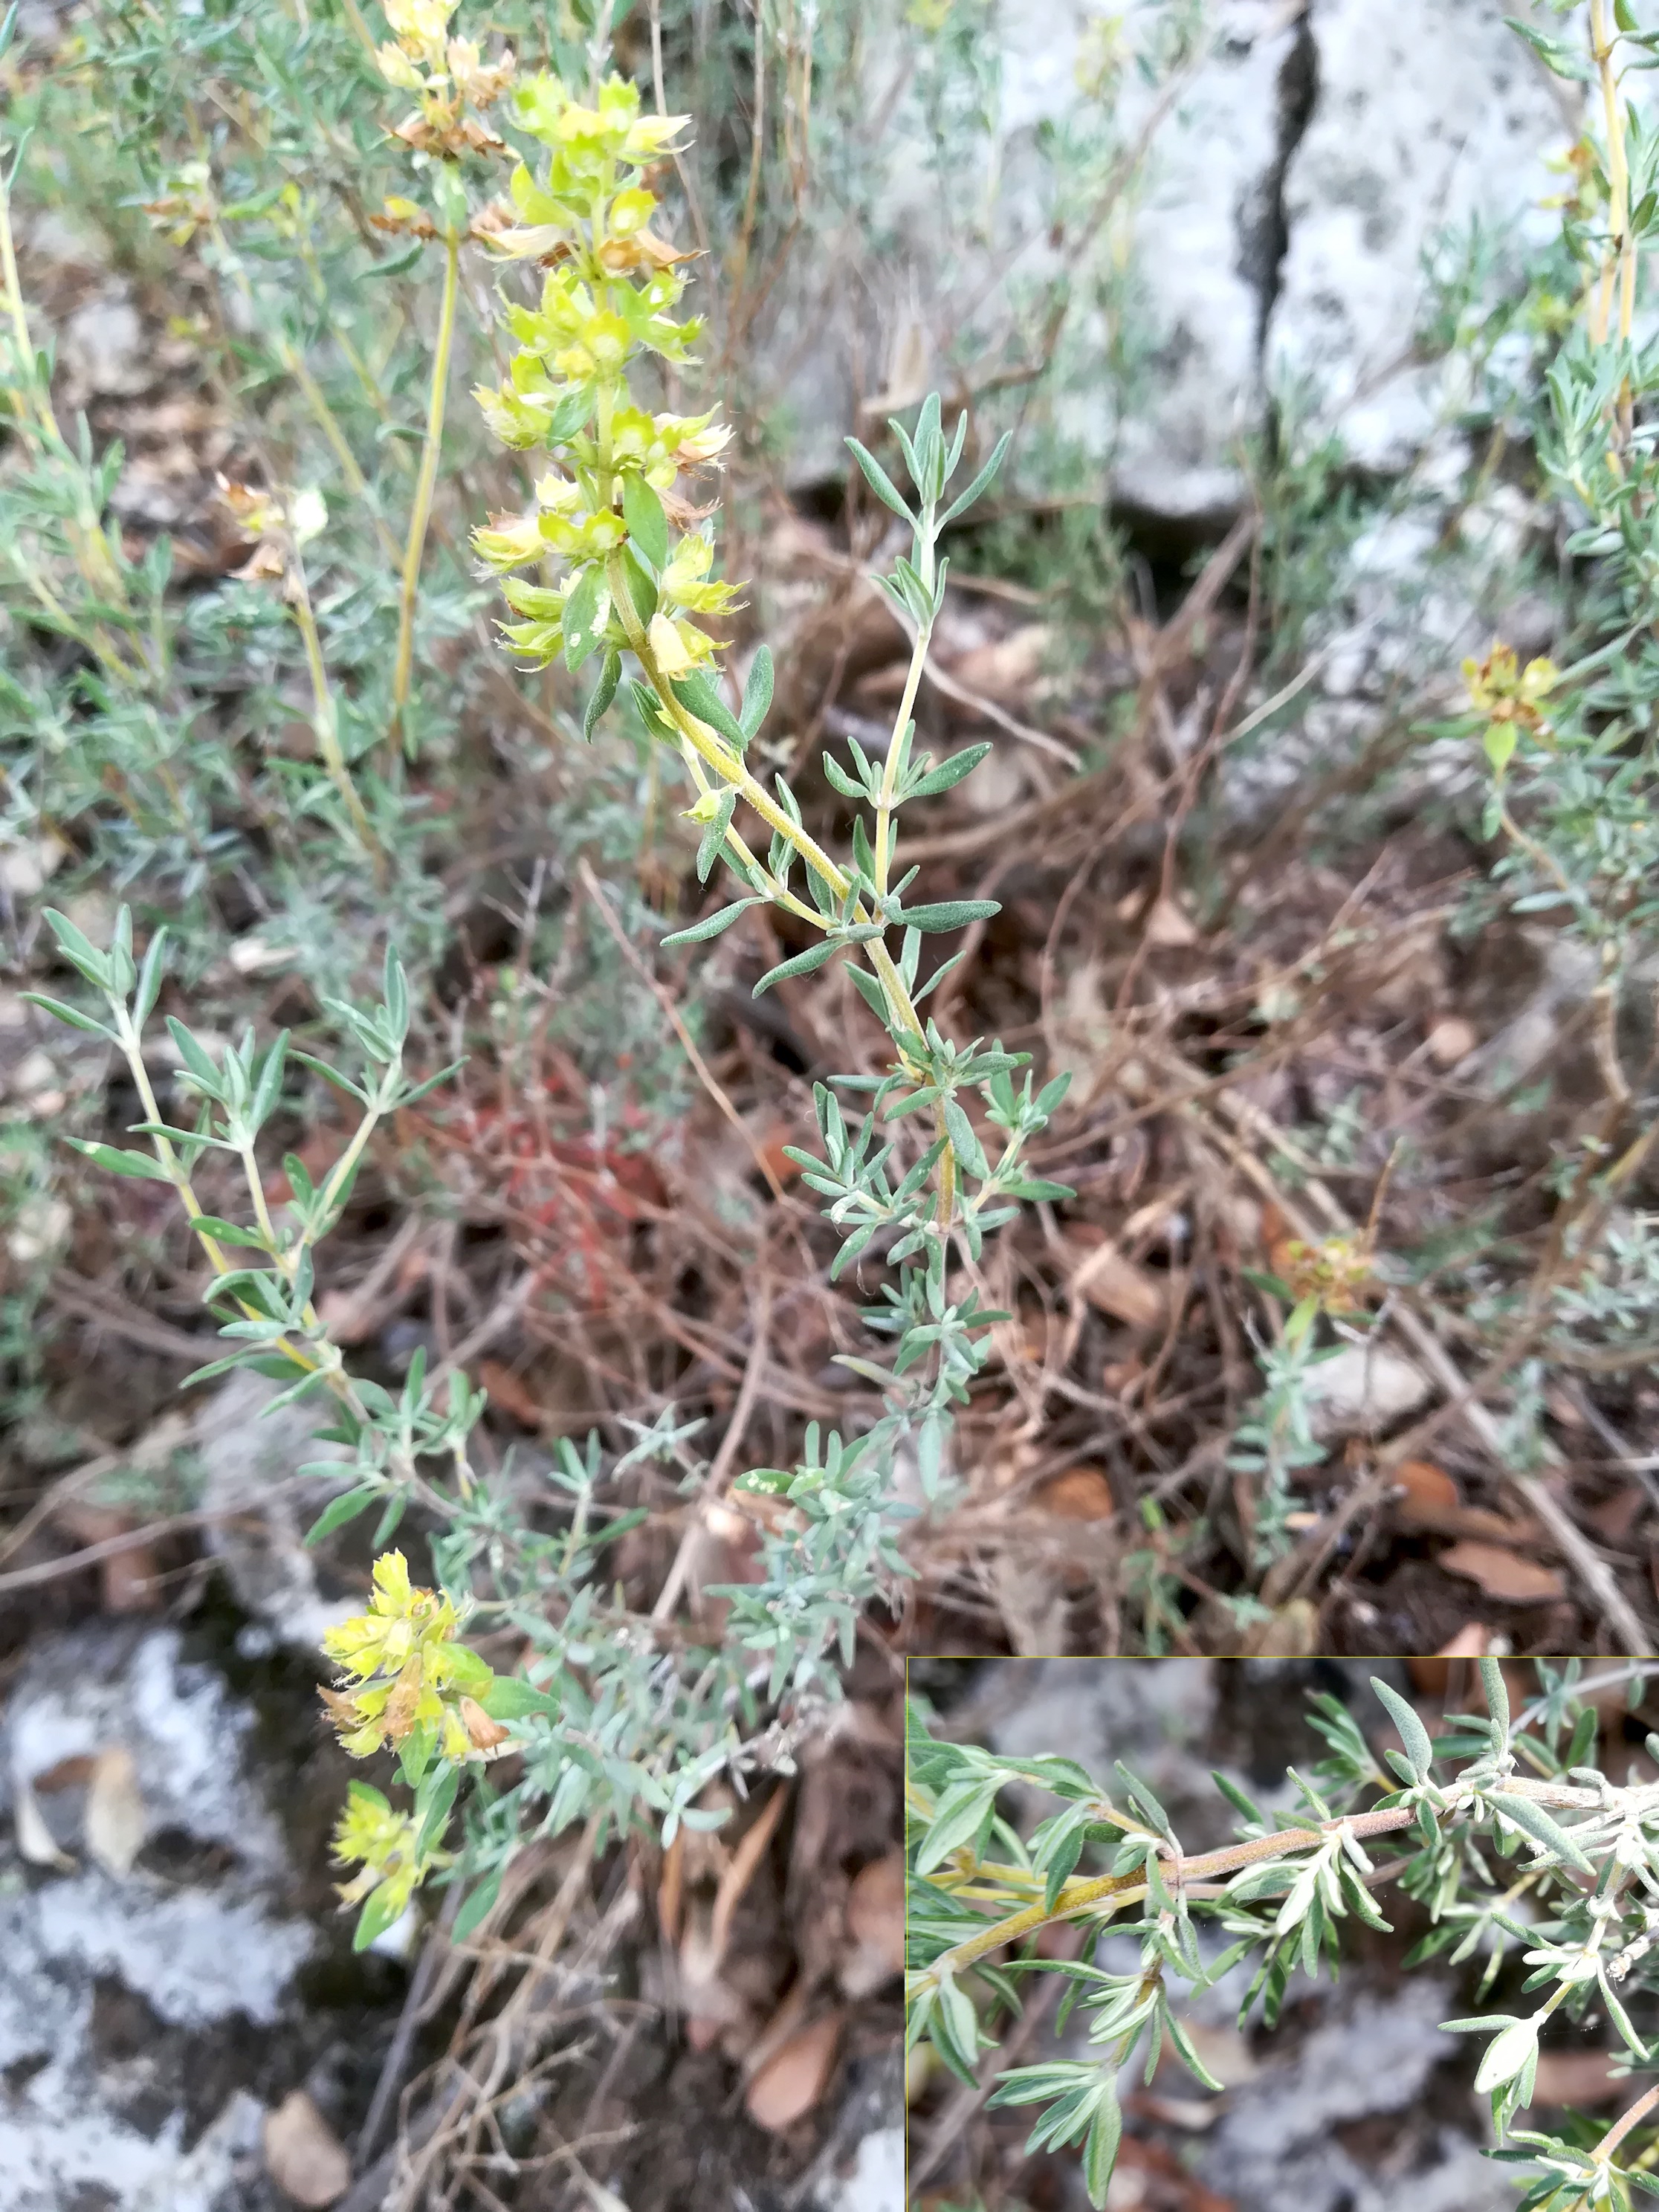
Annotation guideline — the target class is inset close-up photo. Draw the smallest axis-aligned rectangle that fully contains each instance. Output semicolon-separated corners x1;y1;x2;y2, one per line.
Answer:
906;1655;1659;2212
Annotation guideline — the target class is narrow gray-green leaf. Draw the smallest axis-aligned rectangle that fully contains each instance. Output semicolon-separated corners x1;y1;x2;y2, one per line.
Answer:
662;897;760;947
754;939;841;995
1488;1791;1597;1877
1081;2081;1122;2209
1371;1676;1435;1782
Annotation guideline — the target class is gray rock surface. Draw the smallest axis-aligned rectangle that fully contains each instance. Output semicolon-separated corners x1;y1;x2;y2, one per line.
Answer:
0;1626;316;2212
772;0;1576;516
1192;1973;1513;2212
62;291;149;401
1268;0;1573;472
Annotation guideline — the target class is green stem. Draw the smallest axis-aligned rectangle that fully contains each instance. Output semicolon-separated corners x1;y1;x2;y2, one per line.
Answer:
288;552;382;873
916;1782;1620;1988
605;554;959;1221
1599;2081;1659;2168
0;154;42;431
115;1009;233;1282
872;617;931;896
390;230;461;755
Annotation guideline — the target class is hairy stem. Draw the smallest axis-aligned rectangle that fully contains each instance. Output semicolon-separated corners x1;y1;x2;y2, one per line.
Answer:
873;617;931;896
606;556;959;1219
916;1782;1623;1987
1597;2080;1659;2167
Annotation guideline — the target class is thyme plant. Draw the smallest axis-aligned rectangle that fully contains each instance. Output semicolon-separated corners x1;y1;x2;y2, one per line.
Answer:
908;1665;1659;2211
20;42;1070;1944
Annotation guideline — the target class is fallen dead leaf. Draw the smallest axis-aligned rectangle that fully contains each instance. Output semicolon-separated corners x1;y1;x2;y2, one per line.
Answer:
946;623;1055;705
1304;1344;1432;1435
100;1541;161;1614
1437;1540;1565;1604
1406;1623;1490;1695
1069;1242;1166;1332
1035;1466;1116;1520
13;1777;76;1871
1527;2050;1623;2106
85;1745;148;1877
753;1119;803;1189
476;1358;544;1427
314;1288;375;1345
1142;894;1200;948
263;2089;352;2207
1165;2018;1257;2089
56;1498;161;1613
1128;2089;1223;2130
31;1753;97;1794
841;1852;903;1995
1440;1621;1492;1658
1392;1459;1458;1521
1110;2134;1238;2212
744;2011;843;2132
1588;1487;1645;1545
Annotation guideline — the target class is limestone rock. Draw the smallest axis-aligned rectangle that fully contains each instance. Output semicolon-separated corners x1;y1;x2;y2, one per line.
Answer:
1268;0;1574;470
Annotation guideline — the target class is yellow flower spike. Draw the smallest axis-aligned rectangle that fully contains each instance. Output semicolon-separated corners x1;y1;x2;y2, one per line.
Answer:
329;1782;449;1945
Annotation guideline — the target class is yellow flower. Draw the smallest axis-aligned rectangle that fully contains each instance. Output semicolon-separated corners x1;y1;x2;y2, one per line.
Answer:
647;610;693;676
382;0;453;67
673;420;731;467
534;470;583;516
621;111;688;163
1461;640;1558;729
471;381;554;447
319;1550;497;1759
375;40;424;88
331;1782;435;1917
661;529;742;621
607;187;656;240
472;513;548;571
